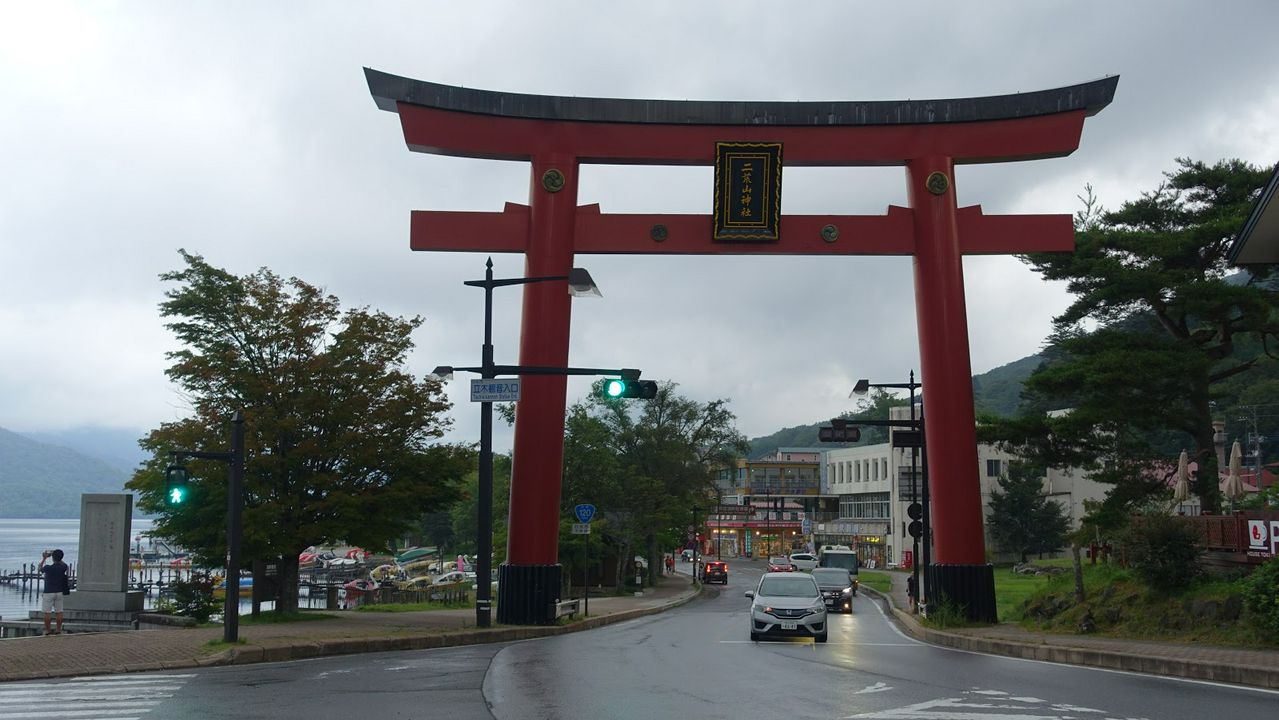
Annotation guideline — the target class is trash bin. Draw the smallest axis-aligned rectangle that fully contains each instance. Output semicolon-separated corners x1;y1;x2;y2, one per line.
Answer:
326;585;339;610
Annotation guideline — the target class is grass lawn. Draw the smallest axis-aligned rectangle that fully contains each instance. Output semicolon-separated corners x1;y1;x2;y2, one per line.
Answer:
355;600;472;613
993;567;1056;621
239;610;338;624
857;570;893;594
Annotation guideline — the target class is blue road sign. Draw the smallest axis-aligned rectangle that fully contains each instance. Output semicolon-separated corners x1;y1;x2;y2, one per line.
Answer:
574;503;596;523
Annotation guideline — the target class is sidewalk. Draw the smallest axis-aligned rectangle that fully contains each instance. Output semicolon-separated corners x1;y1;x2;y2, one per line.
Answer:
865;569;1279;690
0;574;699;682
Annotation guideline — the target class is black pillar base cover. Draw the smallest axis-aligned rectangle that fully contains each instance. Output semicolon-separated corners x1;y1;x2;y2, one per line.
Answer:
926;563;997;623
496;563;561;625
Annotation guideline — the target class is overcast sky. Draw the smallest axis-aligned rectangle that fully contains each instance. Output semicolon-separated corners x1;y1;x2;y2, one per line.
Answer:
2;1;1278;455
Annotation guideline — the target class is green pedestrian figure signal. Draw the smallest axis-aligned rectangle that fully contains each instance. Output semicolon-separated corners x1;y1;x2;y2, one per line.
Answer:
164;464;189;505
598;378;657;399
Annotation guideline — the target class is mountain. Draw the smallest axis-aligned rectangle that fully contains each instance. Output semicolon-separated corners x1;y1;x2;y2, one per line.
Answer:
747;355;1041;457
0;427;136;518
21;427;148;473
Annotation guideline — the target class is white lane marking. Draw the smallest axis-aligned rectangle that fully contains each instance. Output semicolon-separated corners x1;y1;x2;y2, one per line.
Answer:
0;710;153;719
386;666;411;671
1011;697;1046;703
0;690;176;700
0;674;189;719
843;692;1146;719
856;682;893;694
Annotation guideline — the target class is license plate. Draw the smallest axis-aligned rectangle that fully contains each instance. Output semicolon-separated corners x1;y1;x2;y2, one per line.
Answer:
781;621;797;630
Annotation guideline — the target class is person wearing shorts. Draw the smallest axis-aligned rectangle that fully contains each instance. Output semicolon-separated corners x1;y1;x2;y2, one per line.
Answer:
39;549;70;635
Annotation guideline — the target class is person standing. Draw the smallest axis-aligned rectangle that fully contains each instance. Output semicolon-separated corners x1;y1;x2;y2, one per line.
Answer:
39;549;70;635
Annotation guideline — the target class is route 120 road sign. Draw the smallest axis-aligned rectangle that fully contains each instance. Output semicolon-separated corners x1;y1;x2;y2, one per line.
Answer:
574;503;596;524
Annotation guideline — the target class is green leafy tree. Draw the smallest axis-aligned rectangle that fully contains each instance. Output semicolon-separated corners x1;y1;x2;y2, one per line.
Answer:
128;252;472;612
986;461;1070;562
986;159;1279;515
560;381;749;588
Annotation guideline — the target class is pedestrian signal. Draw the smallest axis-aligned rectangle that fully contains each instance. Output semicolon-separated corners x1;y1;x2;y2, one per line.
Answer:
164;465;189;505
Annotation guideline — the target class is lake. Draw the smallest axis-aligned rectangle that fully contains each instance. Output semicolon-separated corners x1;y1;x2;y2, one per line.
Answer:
0;517;305;620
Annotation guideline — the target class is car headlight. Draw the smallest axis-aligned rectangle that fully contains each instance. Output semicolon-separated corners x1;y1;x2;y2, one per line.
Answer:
842;587;853;595
810;601;826;613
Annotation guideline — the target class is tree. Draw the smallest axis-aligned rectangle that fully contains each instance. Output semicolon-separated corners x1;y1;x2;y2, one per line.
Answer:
559;381;749;589
986;461;1070;563
991;160;1279;514
128;252;471;612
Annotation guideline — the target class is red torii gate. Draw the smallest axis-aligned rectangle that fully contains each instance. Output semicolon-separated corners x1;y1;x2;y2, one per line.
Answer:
365;69;1117;623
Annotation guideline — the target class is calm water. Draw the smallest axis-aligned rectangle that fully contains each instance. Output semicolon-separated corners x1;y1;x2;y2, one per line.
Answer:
0;518;304;620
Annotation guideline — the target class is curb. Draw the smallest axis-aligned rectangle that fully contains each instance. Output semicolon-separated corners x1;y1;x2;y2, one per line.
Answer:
861;585;1279;690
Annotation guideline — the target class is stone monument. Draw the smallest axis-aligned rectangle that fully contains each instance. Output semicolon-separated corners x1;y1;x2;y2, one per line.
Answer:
65;493;143;612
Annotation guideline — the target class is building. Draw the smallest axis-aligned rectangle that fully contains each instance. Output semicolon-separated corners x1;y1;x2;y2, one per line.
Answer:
817;407;1108;567
711;448;838;559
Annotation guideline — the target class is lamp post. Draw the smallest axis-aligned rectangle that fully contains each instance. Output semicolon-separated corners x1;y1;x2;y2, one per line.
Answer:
853;372;924;613
691;506;703;581
434;258;643;627
166;410;245;643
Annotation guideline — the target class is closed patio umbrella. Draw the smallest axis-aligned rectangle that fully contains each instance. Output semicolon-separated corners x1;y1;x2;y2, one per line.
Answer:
1223;440;1246;511
1172;449;1191;509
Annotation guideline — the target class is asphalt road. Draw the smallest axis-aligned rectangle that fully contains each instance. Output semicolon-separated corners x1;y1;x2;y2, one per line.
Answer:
3;559;1275;719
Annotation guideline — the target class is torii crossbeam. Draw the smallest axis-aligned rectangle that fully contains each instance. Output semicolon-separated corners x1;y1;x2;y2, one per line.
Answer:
366;68;1117;624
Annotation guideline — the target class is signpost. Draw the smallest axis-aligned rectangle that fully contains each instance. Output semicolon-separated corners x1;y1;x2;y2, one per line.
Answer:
574;503;596;616
470;378;521;402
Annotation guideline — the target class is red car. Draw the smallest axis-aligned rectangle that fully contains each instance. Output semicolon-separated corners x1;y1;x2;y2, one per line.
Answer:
767;557;797;572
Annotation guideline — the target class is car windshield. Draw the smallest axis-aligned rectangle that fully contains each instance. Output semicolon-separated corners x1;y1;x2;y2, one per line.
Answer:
758;577;819;598
811;569;851;585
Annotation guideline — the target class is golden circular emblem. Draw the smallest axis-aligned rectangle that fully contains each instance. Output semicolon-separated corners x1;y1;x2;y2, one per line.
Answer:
821;224;840;243
541;169;566;193
650;224;669;242
925;171;950;196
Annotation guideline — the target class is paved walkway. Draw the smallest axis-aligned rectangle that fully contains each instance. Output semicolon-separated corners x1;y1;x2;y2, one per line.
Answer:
867;568;1279;689
0;574;698;682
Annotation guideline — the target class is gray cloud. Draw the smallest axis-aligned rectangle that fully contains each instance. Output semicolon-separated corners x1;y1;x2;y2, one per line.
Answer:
1;1;1277;449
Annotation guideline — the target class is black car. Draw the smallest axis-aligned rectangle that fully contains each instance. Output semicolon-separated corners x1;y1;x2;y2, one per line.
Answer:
810;567;856;613
700;561;728;584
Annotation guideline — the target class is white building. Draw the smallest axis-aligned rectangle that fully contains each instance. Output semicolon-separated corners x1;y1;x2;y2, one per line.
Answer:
816;406;1107;567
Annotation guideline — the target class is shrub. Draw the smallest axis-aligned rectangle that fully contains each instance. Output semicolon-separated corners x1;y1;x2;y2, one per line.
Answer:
1120;514;1202;594
1241;558;1279;633
163;572;220;623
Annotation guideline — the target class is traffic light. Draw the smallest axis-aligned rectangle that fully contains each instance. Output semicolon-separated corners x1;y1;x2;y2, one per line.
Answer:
817;419;861;443
598;378;658;399
164;465;189;505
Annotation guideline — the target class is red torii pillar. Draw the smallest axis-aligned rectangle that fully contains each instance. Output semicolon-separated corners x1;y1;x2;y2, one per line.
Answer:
366;69;1117;623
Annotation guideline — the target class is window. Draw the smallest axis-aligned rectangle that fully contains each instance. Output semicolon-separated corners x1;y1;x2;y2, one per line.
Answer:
986;459;1002;477
839;492;890;520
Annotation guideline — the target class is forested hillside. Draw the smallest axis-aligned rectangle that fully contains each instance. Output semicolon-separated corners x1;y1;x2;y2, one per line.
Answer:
747;357;1041;458
0;427;134;518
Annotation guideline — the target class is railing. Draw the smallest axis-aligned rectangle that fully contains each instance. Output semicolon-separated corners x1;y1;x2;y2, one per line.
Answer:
1187;515;1248;552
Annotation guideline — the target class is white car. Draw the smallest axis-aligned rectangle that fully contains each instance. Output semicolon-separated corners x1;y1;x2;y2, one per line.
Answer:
432;570;470;585
745;572;828;643
788;552;819;571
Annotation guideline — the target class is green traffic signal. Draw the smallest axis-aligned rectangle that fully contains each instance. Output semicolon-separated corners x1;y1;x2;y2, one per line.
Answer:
596;379;658;399
168;487;185;504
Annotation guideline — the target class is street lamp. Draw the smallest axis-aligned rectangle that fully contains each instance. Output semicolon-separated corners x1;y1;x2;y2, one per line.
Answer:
433;258;655;627
853;372;924;613
167;410;245;643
